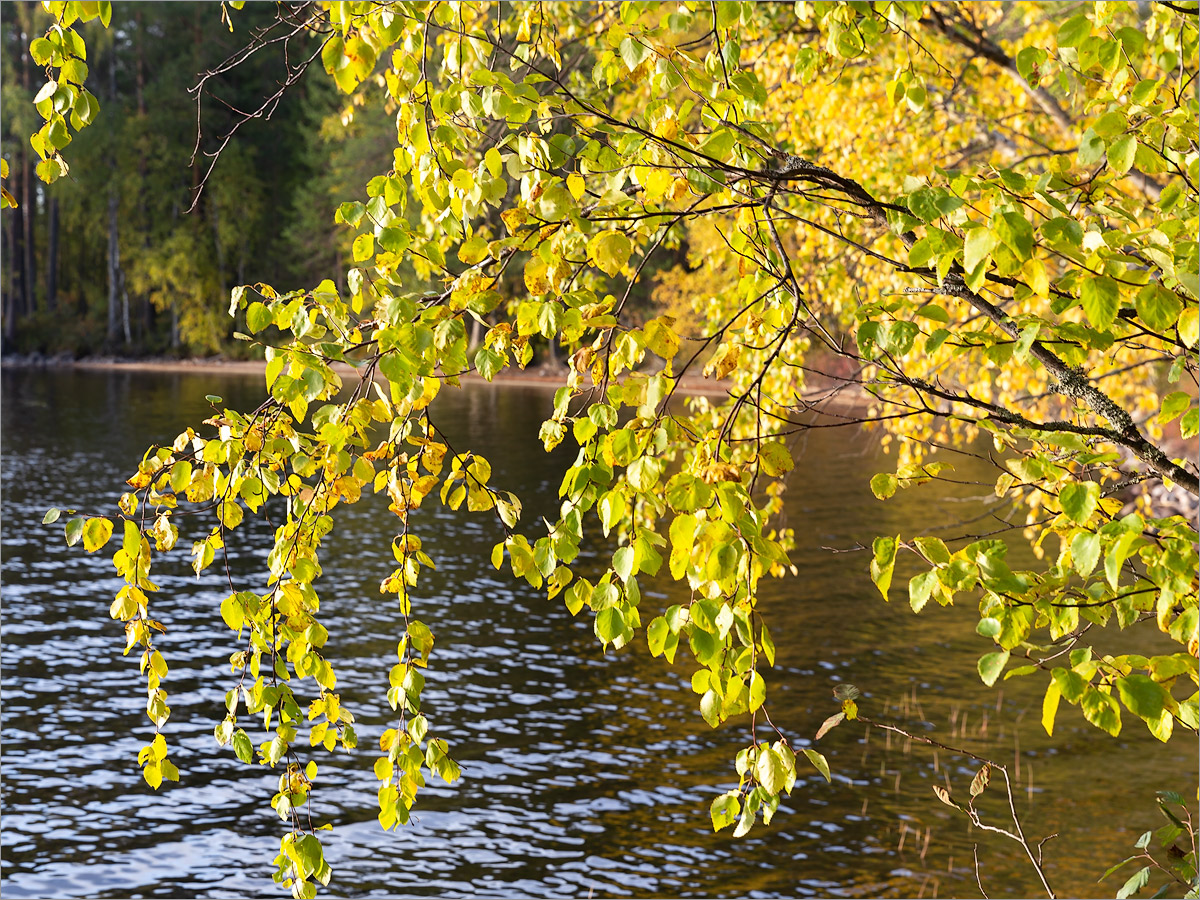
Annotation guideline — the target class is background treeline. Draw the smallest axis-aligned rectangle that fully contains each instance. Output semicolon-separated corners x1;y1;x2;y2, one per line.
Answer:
1;2;392;357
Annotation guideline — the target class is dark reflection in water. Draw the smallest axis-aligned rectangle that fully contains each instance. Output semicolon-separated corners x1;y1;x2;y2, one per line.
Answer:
1;368;1194;899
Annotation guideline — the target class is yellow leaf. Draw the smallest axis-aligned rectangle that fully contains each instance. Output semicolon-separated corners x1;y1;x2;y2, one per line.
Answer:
567;173;585;201
82;517;114;552
1042;681;1061;736
644;168;672;202
704;342;741;380
1022;257;1049;299
524;257;550;295
1179;306;1198;348
587;230;632;276
643;316;679;360
352;233;374;263
501;207;528;233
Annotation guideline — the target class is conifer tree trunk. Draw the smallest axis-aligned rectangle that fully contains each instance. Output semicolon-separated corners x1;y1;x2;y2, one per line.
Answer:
106;192;122;345
46;196;58;311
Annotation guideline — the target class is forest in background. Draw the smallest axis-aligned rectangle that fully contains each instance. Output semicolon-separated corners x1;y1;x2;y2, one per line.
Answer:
0;1;392;357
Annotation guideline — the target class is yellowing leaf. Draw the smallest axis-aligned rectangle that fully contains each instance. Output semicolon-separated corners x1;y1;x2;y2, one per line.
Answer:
587;231;632;276
1042;681;1061;736
352;233;375;263
758;441;793;477
1178;306;1198;348
82;517;114;552
643;316;679;360
524;257;550;295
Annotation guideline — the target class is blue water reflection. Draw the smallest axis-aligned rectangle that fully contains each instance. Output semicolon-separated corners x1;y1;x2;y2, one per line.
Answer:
1;367;1194;899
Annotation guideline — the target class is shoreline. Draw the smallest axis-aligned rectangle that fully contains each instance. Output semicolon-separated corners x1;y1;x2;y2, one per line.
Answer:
5;352;1192;519
0;352;873;410
0;352;738;399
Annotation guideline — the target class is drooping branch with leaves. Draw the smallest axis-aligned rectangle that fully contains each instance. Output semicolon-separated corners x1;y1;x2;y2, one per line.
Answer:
22;1;1199;897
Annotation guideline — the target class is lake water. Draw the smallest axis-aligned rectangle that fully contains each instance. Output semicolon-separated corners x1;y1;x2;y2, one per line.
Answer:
1;367;1195;899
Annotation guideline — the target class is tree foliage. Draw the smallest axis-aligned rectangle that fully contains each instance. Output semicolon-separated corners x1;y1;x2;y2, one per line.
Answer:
21;1;1200;896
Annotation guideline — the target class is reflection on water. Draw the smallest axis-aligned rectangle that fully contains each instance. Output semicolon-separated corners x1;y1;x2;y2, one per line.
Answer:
1;368;1195;899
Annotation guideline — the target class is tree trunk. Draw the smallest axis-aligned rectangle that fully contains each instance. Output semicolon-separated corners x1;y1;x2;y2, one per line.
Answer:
120;269;132;346
106;192;122;345
468;315;483;353
134;8;146;118
3;201;17;344
8;186;26;340
21;147;36;321
46;195;58;311
210;202;227;299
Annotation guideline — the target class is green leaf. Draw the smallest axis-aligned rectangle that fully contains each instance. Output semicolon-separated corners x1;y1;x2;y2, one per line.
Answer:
914;537;950;565
994;212;1034;261
977;650;1009;687
1182;408;1199;440
755;746;786;794
1081;687;1122;736
1180;306;1199;348
802;748;831;782
1080;276;1120;330
170;460;193;494
232;729;253;763
1015;46;1046;81
474;346;504;382
352;233;374;263
870;472;897;500
908;570;937;614
963;227;996;272
65;516;84;546
246;302;272;333
294;835;324;879
1115;674;1167;722
619;37;651;72
976;617;1001;639
1157;391;1191;425
748;671;766;713
646;616;669;656
710;790;741;831
1115;866;1150;900
1077;128;1106;167
1058;481;1100;524
1057;13;1093;48
1052;667;1088;703
594;606;624;645
1071;531;1101;576
43;507;61;525
1107;134;1137;175
30;37;56;65
869;535;898;600
758;441;793;477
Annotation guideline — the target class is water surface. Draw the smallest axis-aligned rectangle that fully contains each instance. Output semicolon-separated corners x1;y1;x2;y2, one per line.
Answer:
1;367;1194;898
